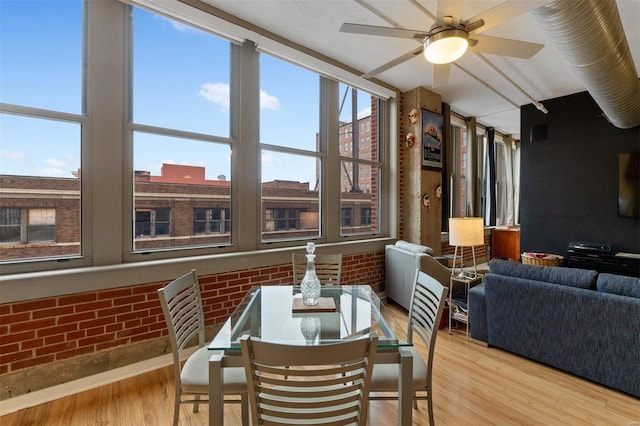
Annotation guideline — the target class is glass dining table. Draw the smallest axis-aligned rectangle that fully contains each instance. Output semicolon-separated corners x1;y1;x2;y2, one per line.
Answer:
207;285;415;426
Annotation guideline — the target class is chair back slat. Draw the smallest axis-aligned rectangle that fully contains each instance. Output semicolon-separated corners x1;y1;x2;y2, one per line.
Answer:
292;253;342;285
242;334;377;426
408;271;448;366
157;270;206;361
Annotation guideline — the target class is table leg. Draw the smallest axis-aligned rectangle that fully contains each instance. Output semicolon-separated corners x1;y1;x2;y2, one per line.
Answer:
209;352;224;426
398;347;413;425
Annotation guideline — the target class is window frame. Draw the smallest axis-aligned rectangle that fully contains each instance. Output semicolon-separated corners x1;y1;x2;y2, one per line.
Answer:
0;0;396;276
0;107;89;273
123;5;237;259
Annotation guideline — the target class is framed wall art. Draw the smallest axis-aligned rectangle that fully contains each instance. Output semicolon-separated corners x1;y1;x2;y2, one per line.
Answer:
421;109;443;170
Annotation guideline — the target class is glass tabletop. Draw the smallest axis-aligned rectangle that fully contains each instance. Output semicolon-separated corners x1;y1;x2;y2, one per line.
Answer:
209;285;410;351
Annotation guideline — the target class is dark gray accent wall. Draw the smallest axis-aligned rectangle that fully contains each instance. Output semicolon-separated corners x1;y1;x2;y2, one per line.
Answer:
520;91;640;256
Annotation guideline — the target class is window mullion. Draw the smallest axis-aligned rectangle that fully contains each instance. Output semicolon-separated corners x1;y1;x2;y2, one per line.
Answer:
234;40;260;251
322;78;340;242
87;0;127;265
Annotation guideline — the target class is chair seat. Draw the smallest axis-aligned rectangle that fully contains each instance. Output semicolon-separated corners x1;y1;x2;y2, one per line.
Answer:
181;346;246;394
370;347;427;391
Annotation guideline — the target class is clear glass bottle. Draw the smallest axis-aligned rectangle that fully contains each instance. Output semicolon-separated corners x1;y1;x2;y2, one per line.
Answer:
300;316;321;345
300;242;321;305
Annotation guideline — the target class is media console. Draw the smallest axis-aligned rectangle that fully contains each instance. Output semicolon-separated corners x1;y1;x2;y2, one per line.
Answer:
566;242;640;277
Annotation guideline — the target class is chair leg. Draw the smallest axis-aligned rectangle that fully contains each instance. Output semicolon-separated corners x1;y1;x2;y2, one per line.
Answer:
193;394;200;413
413;391;418;409
427;395;434;426
241;393;249;425
173;395;180;426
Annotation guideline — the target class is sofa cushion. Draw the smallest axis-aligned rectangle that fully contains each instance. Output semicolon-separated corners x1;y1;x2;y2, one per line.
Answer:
597;273;640;298
488;258;597;289
394;240;434;255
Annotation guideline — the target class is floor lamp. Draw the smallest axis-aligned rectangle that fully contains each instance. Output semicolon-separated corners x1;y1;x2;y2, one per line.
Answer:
449;217;484;278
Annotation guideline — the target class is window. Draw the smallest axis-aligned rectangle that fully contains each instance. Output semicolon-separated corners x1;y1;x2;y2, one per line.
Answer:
0;208;56;244
494;139;512;227
0;1;393;273
130;8;232;253
135;208;170;238
0;208;21;243
265;208;305;232
360;208;371;226
0;1;82;114
28;209;57;242
194;208;230;235
341;208;352;227
0;0;83;263
260;55;321;242
450;121;468;217
339;84;381;235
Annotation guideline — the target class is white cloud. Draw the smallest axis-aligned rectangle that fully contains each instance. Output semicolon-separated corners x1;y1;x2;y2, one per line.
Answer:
169;21;196;32
156;15;197;33
40;168;66;177
260;90;280;110
199;83;230;111
358;107;371;120
199;84;281;112
261;151;276;168
1;150;26;162
44;158;66;168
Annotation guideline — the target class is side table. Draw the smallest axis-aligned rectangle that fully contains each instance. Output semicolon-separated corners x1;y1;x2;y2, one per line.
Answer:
448;273;483;336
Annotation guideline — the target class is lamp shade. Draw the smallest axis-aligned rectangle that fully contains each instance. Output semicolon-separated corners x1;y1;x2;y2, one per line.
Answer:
449;217;484;247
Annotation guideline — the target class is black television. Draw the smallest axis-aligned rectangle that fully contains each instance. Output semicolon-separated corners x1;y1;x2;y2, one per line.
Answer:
618;152;640;218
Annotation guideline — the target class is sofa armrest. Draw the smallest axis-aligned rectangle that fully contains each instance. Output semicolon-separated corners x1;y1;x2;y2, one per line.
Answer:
419;255;452;290
468;284;487;342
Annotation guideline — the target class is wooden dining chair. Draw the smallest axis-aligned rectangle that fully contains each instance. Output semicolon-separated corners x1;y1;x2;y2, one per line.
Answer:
368;270;448;426
157;270;248;426
241;333;378;425
292;252;342;285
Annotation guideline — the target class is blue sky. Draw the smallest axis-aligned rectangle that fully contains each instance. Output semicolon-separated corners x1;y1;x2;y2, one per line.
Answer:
0;1;371;186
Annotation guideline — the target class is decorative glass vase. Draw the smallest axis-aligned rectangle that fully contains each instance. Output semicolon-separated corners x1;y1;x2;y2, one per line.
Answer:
300;242;321;305
300;316;321;345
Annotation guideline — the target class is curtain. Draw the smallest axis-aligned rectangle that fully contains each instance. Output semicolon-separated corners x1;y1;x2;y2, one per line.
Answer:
513;141;521;225
503;136;515;226
486;127;496;226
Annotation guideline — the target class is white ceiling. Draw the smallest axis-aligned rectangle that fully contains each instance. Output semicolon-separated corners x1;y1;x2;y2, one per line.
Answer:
196;0;640;139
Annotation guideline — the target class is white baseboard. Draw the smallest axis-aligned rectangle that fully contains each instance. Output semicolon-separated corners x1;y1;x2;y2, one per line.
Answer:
0;347;196;417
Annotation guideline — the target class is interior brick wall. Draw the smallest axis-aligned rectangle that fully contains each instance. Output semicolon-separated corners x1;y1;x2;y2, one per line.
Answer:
0;250;384;375
440;233;491;264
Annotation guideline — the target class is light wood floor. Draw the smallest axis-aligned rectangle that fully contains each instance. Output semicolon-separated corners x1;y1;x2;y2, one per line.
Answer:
3;303;639;426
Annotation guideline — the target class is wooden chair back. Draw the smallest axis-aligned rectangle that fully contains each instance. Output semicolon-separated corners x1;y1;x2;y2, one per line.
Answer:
241;333;378;425
292;253;342;285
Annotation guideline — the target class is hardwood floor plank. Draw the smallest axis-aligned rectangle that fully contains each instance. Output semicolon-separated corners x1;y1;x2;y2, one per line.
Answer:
2;303;638;425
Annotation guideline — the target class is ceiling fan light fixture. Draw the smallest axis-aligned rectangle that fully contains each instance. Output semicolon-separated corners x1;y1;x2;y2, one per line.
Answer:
423;29;469;64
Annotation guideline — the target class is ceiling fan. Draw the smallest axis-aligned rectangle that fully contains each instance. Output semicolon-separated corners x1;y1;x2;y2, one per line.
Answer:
340;0;547;87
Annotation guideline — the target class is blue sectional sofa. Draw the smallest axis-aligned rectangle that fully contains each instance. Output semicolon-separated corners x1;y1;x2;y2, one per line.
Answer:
469;259;640;397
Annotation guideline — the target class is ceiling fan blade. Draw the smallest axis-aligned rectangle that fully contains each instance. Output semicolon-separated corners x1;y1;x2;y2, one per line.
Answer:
437;0;463;25
468;34;544;59
362;47;424;79
463;0;550;34
339;23;426;40
432;63;451;88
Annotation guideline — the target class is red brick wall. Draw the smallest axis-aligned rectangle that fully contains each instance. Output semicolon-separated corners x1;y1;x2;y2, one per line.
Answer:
0;250;384;375
440;233;491;263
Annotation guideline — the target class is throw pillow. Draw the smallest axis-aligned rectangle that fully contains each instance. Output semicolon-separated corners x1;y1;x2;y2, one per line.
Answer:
596;273;640;298
488;258;597;289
